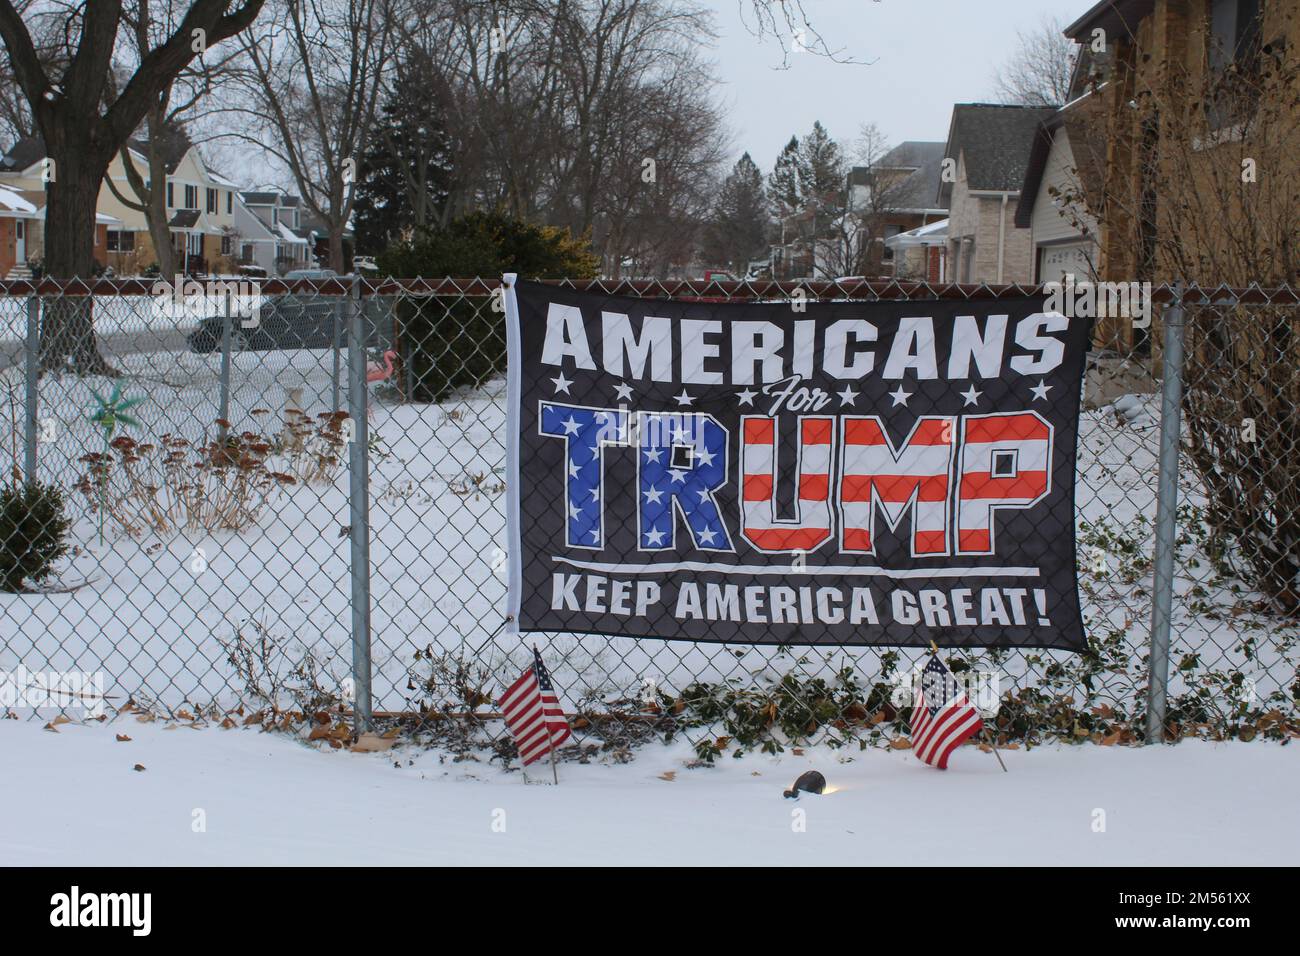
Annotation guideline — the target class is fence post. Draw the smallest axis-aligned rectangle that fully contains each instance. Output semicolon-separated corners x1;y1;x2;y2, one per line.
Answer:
1145;286;1187;744
346;276;373;732
332;298;342;412
23;294;39;483
219;292;232;443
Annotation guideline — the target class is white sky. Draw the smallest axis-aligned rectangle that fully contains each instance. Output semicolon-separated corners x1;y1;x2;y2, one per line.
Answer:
711;0;1088;168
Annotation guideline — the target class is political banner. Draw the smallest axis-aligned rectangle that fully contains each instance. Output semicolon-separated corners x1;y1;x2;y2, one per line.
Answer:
503;277;1089;649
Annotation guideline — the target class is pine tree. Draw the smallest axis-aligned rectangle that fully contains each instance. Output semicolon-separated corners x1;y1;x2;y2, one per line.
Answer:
767;136;803;218
702;153;771;271
798;120;845;204
352;72;454;253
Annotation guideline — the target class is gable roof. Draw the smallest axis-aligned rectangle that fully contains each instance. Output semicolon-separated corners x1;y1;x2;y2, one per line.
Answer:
875;141;946;170
0;135;46;173
939;104;1058;203
1014;95;1106;229
1063;0;1152;42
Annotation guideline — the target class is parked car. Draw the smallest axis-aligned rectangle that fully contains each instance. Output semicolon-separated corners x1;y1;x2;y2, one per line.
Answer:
282;268;339;281
187;278;342;353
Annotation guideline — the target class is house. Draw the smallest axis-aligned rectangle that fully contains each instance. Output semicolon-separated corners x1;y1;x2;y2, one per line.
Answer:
0;135;244;275
938;104;1057;284
884;217;950;282
1014;94;1104;284
849;140;949;280
0;184;38;279
1052;0;1300;350
236;192;313;275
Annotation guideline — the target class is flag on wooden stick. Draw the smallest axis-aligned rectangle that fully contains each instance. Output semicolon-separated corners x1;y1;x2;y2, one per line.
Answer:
909;653;983;769
500;647;573;767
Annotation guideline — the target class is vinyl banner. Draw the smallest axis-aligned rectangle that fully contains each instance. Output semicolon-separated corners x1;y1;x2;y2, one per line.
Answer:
504;277;1088;650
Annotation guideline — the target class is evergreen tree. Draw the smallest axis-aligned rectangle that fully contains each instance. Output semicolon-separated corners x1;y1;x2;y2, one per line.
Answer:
767;136;802;218
352;72;454;254
702;152;771;271
798;120;845;204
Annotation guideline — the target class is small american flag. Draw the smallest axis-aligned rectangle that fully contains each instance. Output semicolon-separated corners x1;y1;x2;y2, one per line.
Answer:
909;654;983;770
500;648;573;766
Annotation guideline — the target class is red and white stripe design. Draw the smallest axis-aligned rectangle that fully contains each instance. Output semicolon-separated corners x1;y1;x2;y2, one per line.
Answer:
957;412;1052;554
740;416;834;552
910;665;984;771
500;667;572;766
839;416;955;556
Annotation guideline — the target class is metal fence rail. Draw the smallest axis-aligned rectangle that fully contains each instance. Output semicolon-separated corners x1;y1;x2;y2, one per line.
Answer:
0;277;1296;758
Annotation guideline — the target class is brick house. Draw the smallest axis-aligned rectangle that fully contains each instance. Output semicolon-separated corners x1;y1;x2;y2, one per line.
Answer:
939;104;1056;284
1014;95;1105;284
1059;0;1300;346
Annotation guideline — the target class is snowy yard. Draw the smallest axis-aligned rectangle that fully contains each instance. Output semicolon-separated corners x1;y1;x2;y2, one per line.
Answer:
1;716;1295;866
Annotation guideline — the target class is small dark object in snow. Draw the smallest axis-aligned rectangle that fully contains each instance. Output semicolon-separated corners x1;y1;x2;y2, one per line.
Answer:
783;770;826;799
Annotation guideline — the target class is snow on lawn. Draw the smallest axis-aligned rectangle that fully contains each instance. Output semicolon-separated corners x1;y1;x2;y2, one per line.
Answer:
1;717;1296;865
0;332;1294;722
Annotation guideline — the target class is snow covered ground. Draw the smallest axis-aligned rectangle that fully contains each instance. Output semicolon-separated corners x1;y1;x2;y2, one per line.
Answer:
2;717;1295;866
0;297;1294;740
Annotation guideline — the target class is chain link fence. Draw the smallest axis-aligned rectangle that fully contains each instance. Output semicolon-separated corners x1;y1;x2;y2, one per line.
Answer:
0;277;1296;759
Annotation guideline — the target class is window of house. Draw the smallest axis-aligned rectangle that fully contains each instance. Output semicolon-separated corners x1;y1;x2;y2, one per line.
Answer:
221;234;232;256
167;182;174;208
184;184;198;209
106;230;136;253
241;243;254;262
226;192;232;215
1209;0;1262;74
206;188;218;214
882;224;903;262
1207;0;1264;127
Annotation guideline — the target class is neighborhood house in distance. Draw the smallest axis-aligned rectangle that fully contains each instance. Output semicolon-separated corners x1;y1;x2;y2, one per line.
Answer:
0;134;350;279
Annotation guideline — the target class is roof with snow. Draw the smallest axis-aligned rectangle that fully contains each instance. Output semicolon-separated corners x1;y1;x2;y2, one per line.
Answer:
0;184;37;215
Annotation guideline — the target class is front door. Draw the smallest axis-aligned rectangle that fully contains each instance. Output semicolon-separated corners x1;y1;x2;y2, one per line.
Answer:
14;220;25;264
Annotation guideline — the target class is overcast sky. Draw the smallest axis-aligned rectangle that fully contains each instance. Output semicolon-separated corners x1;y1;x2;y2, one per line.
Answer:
711;0;1087;169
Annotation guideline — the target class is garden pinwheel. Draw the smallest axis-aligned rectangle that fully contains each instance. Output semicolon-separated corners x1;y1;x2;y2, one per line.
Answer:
87;381;145;542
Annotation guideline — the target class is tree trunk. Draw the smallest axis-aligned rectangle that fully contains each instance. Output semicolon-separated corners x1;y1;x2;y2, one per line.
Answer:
39;143;118;376
328;224;346;273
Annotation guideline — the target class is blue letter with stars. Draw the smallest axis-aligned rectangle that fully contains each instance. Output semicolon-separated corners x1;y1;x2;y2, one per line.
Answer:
538;403;630;550
638;412;734;552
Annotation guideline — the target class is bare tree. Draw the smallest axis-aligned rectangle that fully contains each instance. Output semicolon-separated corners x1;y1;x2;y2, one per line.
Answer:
0;0;266;373
1063;7;1300;612
101;0;245;279
737;0;874;66
993;16;1077;107
233;0;394;272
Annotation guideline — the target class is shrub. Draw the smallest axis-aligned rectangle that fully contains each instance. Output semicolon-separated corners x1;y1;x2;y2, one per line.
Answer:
75;425;297;536
0;481;71;592
377;212;598;402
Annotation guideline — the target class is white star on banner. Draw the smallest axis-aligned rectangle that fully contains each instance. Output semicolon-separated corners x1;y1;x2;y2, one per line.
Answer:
695;447;715;466
561;416;580;435
674;389;694;406
644;526;666;546
613;381;634;401
960;385;982;407
735;387;757;407
1030;380;1053;401
567;503;582;520
568;461;581;478
551;372;573;394
643;485;664;505
697;527;718;545
888;385;912;408
668;468;687;483
643;447;663;463
837;385;858;407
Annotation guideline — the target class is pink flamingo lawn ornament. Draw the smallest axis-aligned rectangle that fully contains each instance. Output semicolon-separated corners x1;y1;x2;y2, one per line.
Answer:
364;349;398;419
367;349;397;383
